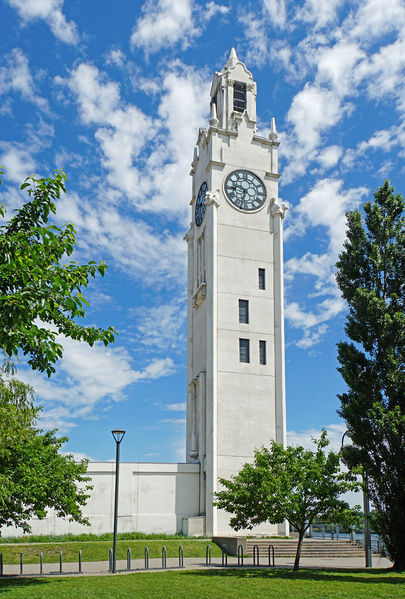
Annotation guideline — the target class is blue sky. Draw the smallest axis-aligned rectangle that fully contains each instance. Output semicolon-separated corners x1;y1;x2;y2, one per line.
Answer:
1;0;404;463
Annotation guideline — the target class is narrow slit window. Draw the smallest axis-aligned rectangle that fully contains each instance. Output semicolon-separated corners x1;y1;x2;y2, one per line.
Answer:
259;340;267;365
239;338;250;363
258;268;265;290
233;82;246;113
239;299;249;324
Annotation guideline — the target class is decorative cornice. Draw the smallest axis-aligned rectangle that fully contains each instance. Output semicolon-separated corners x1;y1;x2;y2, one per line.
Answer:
183;226;194;242
205;190;220;207
270;198;288;218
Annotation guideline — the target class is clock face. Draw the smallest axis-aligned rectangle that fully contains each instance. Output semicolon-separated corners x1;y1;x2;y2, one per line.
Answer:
195;181;207;227
224;169;266;212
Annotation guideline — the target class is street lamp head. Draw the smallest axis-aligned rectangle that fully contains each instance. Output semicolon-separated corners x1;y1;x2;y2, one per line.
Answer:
111;429;126;444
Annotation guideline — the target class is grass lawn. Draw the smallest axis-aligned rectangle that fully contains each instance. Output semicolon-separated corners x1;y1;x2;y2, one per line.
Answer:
0;568;404;599
0;539;221;565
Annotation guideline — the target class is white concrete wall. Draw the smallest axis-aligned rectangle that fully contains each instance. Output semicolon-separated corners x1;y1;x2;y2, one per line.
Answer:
0;462;201;538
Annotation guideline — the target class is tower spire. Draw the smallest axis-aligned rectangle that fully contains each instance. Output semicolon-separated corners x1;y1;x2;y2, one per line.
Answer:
225;47;239;68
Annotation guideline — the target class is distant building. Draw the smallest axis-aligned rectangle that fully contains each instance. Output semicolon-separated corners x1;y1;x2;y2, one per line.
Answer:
1;49;287;538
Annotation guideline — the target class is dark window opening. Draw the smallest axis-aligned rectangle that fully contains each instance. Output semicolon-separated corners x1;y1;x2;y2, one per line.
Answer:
259;268;265;290
239;299;249;324
239;338;250;363
260;340;267;365
233;82;246;113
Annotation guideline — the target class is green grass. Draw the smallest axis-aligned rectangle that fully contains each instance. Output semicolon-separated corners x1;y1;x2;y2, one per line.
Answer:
0;532;194;544
0;569;404;599
0;539;221;565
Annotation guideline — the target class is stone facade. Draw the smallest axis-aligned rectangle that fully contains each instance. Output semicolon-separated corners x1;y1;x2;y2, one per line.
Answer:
185;49;287;536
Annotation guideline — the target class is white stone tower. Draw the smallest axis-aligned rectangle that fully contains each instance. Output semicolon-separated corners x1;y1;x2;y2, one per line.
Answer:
185;49;287;536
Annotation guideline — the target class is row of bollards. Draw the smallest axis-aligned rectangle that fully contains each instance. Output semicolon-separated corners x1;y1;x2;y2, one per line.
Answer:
0;543;275;576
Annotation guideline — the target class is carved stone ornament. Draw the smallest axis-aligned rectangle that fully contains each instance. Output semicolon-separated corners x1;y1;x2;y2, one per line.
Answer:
183;226;194;242
270;198;288;218
205;189;220;207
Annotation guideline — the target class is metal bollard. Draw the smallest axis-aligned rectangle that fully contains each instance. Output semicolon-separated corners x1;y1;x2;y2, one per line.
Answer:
0;553;3;576
144;546;149;570
237;544;244;567
40;551;43;575
161;546;167;569
178;545;184;568
253;544;259;566
59;550;63;574
268;544;275;567
127;548;131;571
222;548;228;566
109;548;113;573
20;553;23;576
79;550;82;574
205;544;211;566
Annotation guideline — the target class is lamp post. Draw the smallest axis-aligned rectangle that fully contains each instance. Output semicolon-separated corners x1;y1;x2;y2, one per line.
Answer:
111;429;125;574
340;431;372;568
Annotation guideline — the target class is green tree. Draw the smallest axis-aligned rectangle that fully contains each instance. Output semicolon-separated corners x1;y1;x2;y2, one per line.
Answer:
215;432;360;571
336;180;405;570
0;371;92;532
0;170;115;376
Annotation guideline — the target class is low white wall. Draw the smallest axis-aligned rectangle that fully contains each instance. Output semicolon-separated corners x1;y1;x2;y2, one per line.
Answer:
0;462;201;538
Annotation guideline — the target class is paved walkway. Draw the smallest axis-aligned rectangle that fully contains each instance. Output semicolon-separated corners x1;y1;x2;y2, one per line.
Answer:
0;555;393;578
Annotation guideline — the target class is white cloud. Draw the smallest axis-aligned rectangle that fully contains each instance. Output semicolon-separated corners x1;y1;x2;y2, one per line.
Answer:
106;48;126;68
288;422;347;451
59;61;209;218
53;192;187;287
130;0;228;54
316;145;343;169
135;300;186;352
297;0;344;30
346;0;405;42
287;178;368;256
164;402;186;411
21;336;176;431
0;145;36;184
239;13;269;68
262;0;288;29
6;0;78;44
131;0;195;53
204;1;229;19
284;179;368;348
0;48;48;110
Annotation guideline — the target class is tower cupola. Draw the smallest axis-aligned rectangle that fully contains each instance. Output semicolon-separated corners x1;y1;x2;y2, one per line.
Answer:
210;48;257;132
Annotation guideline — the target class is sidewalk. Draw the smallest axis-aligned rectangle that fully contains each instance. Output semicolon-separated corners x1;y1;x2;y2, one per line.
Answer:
0;555;393;578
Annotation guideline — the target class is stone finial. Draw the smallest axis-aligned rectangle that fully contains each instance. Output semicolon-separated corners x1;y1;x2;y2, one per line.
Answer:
209;102;219;127
269;117;278;141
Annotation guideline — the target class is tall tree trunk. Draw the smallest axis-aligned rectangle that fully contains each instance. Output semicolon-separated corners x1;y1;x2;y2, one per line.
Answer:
293;530;305;572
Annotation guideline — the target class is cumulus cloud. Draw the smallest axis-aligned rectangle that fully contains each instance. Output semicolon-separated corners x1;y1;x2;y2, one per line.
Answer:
0;48;48;110
0;145;36;184
134;300;187;352
131;0;195;53
130;0;229;53
58;61;210;217
288;422;347;451
21;335;176;431
6;0;78;44
284;179;368;347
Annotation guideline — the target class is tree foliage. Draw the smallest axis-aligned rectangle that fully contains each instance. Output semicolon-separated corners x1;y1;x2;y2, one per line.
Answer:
0;372;92;532
0;170;115;376
215;432;360;571
336;180;405;570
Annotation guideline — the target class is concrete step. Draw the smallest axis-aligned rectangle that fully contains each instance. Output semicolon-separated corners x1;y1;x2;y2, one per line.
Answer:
246;539;372;558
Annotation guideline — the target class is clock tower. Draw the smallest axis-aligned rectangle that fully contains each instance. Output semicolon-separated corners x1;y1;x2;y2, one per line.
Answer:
185;49;287;536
